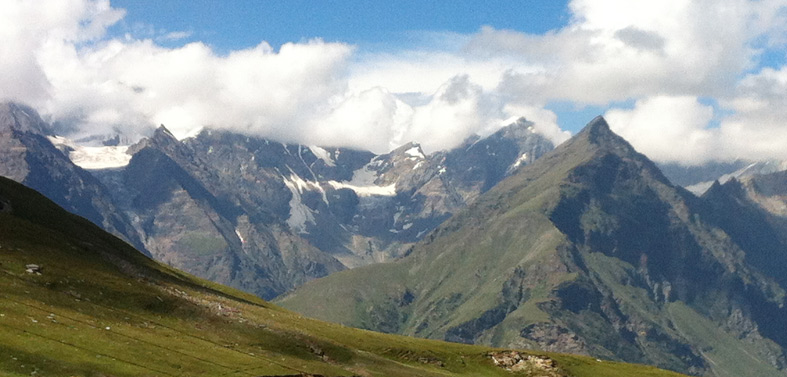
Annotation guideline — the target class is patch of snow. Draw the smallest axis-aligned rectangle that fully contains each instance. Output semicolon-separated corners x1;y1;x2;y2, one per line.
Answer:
508;153;529;172
49;136;132;170
413;161;423;170
403;223;413;230
287;170;329;205
326;161;397;197
309;146;336;167
404;146;424;159
327;181;396;196
438;167;447;174
235;229;245;243
282;175;316;233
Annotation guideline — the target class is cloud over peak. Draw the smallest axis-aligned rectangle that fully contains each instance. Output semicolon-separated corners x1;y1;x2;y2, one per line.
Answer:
1;0;786;164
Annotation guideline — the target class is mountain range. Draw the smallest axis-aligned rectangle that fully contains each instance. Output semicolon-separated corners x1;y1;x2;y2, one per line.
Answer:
278;117;787;377
0;102;553;299
3;101;787;376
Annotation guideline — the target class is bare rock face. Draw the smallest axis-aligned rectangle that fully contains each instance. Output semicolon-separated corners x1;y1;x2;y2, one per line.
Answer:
115;126;347;299
520;323;588;355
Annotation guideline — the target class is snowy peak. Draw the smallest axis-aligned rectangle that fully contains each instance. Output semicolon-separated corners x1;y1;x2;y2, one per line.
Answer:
387;141;426;161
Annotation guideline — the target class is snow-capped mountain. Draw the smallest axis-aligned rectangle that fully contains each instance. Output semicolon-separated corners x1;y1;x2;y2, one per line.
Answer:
0;101;555;299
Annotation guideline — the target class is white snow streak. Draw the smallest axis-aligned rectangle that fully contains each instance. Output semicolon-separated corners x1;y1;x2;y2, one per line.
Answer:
308;145;336;167
327;180;396;196
282;175;316;233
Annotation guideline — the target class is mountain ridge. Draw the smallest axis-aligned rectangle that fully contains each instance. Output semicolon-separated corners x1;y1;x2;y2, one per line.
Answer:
279;117;787;376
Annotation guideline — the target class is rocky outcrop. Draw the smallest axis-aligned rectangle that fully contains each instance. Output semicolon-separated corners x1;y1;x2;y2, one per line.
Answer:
489;351;565;376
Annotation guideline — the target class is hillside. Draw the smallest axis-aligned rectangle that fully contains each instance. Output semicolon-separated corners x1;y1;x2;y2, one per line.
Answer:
278;117;787;376
0;175;687;376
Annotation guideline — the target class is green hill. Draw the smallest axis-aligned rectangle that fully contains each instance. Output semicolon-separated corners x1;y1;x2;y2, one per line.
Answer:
278;117;787;376
0;175;686;376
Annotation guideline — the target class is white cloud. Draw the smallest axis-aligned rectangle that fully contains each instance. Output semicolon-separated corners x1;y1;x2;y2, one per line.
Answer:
717;66;787;161
605;96;716;164
606;70;787;165
0;0;123;104
0;0;786;164
468;0;784;104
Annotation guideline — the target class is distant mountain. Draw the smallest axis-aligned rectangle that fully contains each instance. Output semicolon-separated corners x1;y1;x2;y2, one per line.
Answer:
279;117;787;377
177;118;554;268
0;174;689;377
107;126;348;299
0;102;555;299
658;161;749;188
703;169;787;246
0;102;145;251
90;117;553;298
659;160;787;195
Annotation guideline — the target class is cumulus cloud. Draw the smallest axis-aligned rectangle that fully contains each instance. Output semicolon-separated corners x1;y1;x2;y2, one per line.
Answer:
468;0;785;104
605;97;716;164
716;66;787;161
0;0;786;163
0;0;124;105
606;69;787;165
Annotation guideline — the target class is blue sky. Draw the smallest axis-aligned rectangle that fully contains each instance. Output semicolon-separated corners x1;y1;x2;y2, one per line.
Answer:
1;0;787;164
109;1;571;51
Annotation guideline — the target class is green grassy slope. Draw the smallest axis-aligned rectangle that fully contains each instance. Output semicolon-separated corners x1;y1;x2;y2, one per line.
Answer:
0;175;687;376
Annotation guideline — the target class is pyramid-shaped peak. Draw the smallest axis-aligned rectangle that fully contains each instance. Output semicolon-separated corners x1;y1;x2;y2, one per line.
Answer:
128;124;179;154
581;116;612;136
570;116;635;151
